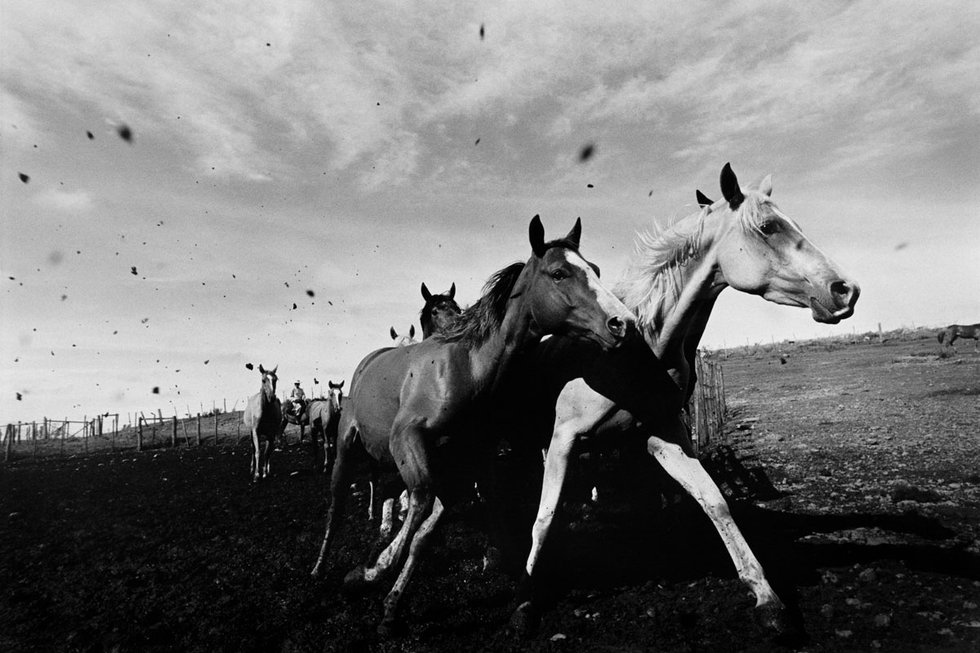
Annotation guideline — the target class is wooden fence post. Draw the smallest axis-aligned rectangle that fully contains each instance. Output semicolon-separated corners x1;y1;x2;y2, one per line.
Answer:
171;416;177;448
196;414;202;446
4;424;12;462
32;422;37;459
213;413;219;446
137;417;143;452
61;418;67;456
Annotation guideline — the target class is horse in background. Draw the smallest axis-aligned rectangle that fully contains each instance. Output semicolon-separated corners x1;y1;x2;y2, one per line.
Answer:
938;324;980;352
308;380;345;473
243;365;282;483
420;282;461;338
310;215;634;635
389;325;417;346
280;398;310;443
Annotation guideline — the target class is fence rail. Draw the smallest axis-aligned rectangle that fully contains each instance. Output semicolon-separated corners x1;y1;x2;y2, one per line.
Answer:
2;411;253;462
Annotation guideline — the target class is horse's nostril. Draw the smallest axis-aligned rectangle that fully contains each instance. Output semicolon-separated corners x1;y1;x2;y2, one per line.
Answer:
607;316;627;338
830;279;860;308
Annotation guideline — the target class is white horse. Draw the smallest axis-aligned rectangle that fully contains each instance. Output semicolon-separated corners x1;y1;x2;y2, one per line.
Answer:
242;365;282;482
512;163;860;635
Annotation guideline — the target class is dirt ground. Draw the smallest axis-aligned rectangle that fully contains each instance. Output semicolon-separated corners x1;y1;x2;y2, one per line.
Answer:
1;333;978;652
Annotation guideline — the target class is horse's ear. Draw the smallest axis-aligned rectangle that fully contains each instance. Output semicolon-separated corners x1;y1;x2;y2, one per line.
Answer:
448;282;455;299
409;324;416;338
271;365;277;375
564;217;582;249
758;174;773;197
338;380;344;389
390;326;397;340
696;190;713;207
421;283;432;301
258;364;266;374
720;162;744;210
529;214;546;257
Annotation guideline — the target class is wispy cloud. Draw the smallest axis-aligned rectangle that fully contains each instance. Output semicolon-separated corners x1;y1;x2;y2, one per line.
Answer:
34;187;94;213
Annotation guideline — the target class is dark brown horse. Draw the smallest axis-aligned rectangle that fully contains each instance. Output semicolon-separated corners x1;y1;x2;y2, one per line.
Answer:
308;380;345;473
310;216;635;634
280;399;309;443
420;282;461;338
938;324;980;351
242;365;282;482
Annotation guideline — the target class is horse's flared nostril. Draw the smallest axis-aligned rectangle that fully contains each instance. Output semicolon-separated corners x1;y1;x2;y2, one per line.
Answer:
607;316;627;339
830;280;860;309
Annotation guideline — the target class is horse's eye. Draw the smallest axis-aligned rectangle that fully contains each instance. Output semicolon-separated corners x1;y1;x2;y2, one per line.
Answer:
551;269;569;281
759;220;780;236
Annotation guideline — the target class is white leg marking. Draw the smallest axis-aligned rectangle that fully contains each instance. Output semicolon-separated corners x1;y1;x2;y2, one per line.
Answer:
647;437;783;608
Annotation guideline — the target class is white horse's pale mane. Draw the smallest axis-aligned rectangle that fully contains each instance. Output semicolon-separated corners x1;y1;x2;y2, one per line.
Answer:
616;192;770;329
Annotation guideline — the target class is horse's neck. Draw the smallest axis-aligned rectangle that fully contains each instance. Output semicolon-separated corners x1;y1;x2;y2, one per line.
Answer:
641;225;728;391
468;291;537;396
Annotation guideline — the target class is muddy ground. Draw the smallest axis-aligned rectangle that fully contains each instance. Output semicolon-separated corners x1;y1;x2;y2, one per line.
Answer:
1;334;978;652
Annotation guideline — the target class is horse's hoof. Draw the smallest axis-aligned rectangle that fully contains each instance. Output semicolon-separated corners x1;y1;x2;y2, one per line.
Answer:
481;546;504;573
342;566;371;595
509;601;539;639
754;603;804;644
376;618;403;638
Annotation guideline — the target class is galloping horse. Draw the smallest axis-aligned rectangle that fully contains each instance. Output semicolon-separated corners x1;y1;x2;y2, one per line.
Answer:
308;380;345;473
389;325;417;346
310;216;635;635
420;282;461;338
938;324;980;351
243;365;283;483
510;164;860;635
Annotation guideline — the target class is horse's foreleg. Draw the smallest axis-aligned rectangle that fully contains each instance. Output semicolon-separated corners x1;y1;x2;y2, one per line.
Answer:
250;428;261;483
310;425;357;578
646;436;790;633
379;493;444;636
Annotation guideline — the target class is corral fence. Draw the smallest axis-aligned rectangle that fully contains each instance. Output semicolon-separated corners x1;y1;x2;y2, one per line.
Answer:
3;360;727;463
1;409;255;463
684;351;727;456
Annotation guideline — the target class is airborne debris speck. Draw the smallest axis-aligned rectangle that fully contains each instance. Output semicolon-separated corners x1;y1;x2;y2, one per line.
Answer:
579;143;595;162
131;266;138;275
117;124;133;143
86;131;94;140
16;392;23;400
306;289;315;297
479;23;485;40
245;363;254;370
18;173;30;183
152;386;160;394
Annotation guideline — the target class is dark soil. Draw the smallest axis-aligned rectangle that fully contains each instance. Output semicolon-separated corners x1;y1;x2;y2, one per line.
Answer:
1;335;978;652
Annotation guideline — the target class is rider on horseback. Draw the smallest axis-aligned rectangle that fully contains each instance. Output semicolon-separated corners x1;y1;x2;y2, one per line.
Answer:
289;381;307;420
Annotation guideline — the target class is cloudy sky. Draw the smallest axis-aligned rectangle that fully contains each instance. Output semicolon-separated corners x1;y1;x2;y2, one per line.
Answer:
2;0;978;424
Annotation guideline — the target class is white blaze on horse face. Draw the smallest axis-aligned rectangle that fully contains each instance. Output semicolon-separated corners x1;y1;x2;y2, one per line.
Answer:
560;250;634;345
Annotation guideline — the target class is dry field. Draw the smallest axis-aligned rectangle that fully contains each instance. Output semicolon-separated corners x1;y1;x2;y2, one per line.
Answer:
1;332;978;652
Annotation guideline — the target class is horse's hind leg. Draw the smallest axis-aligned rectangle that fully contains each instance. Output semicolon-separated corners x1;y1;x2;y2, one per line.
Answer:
310;424;358;578
379;493;445;637
646;436;793;636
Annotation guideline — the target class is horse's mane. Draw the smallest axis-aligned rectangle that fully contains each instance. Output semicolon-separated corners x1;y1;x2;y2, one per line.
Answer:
615;207;707;330
616;195;768;329
442;261;526;345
